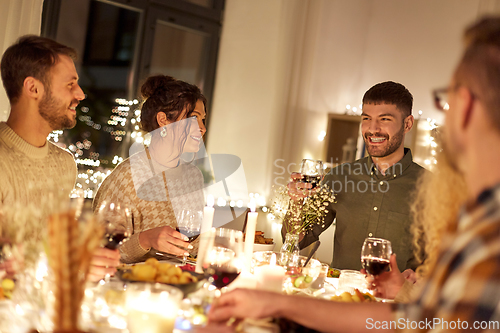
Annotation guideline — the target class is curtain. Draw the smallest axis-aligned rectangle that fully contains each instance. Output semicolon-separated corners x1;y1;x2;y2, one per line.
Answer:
0;0;44;121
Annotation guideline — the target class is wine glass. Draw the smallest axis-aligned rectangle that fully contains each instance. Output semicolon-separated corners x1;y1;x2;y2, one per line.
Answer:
361;237;392;276
201;228;244;291
96;201;133;250
176;208;202;264
299;159;324;189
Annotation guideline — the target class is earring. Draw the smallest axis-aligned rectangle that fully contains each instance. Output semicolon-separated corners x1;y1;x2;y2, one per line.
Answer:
160;126;167;137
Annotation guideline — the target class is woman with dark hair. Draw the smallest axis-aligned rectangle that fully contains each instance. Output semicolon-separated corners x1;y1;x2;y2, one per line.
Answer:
93;75;207;263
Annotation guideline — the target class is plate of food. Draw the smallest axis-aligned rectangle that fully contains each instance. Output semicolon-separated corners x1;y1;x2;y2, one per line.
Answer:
117;258;205;297
325;289;377;303
246;231;275;252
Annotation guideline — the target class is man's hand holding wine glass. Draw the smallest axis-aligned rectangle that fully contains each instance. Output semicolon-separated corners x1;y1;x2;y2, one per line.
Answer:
92;201;134;282
88;247;121;282
287;159;325;201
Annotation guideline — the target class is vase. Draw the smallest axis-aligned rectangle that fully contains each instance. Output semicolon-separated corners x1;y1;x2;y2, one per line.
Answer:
279;234;300;266
280;233;300;254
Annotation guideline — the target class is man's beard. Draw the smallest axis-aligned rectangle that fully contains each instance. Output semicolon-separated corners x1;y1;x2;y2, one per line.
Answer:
38;88;77;130
364;125;405;158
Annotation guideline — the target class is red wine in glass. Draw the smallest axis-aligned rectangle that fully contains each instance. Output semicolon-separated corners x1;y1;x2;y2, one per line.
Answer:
176;227;200;242
299;159;324;190
361;237;392;276
300;175;322;189
361;257;390;275
204;265;241;289
104;231;130;250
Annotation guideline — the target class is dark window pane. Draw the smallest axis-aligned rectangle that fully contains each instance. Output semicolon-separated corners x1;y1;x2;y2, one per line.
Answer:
55;0;141;163
150;20;210;90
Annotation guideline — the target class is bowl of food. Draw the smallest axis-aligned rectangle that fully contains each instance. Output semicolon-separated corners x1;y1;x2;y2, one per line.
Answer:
117;258;205;297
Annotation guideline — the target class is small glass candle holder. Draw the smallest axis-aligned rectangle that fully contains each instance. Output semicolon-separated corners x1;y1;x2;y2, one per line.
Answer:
126;283;183;333
254;253;286;293
310;263;330;290
337;270;367;294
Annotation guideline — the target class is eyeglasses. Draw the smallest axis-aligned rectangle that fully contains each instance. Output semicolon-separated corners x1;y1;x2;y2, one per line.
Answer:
433;85;478;112
432;87;451;112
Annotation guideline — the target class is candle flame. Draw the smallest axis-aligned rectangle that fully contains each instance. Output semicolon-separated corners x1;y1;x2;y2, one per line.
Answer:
270;253;276;266
207;194;214;208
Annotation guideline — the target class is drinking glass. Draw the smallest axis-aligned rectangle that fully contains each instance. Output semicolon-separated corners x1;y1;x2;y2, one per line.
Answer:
361;237;392;276
201;228;244;291
126;282;183;333
176;209;202;264
337;269;367;294
299;159;324;189
95;201;133;250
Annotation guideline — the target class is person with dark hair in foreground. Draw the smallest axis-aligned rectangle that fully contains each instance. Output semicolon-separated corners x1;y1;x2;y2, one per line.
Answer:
206;16;500;333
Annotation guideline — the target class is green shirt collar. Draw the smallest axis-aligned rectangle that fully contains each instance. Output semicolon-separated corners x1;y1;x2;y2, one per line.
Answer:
366;148;414;179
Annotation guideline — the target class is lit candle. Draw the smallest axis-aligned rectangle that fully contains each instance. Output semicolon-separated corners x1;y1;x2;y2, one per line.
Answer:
126;285;182;333
243;201;258;270
254;253;285;293
196;195;215;273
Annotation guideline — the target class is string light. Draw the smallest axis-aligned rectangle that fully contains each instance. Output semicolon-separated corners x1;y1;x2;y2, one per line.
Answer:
46;98;142;198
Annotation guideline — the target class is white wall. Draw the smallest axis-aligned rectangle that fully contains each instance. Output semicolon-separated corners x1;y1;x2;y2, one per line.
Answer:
0;0;44;121
210;0;496;198
208;0;500;262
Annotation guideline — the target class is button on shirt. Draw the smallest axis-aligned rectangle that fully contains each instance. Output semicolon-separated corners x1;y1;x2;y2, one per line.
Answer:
297;148;427;271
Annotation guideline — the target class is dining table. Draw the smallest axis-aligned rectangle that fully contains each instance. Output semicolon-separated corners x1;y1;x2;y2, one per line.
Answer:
0;252;348;333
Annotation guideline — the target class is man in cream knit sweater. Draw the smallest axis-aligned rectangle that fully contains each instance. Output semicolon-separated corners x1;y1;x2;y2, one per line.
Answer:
0;35;119;281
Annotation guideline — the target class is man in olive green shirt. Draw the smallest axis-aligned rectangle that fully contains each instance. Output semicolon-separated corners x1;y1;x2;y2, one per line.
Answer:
287;81;427;271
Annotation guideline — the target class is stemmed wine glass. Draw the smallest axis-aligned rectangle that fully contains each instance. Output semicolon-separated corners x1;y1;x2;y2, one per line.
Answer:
201;228;244;292
361;237;392;276
299;159;325;190
176;208;202;264
96;201;133;251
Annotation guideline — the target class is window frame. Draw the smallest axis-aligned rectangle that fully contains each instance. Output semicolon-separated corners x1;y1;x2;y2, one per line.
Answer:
41;0;224;143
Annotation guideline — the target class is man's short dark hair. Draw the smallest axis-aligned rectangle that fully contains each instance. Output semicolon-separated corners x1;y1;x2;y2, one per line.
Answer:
0;35;77;104
362;81;413;118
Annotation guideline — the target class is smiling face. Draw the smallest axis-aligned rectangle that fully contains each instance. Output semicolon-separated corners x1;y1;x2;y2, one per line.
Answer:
38;55;85;130
183;99;207;153
361;103;408;158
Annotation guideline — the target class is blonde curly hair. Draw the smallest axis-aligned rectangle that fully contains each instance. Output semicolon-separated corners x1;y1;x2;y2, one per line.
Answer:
410;145;467;278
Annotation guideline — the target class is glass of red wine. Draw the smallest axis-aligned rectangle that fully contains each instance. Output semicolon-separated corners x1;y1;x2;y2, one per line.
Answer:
361;237;392;276
176;208;202;264
299;159;324;190
202;228;244;292
96;201;133;251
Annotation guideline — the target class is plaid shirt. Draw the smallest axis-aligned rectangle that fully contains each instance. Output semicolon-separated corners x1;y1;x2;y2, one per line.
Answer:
400;184;500;332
